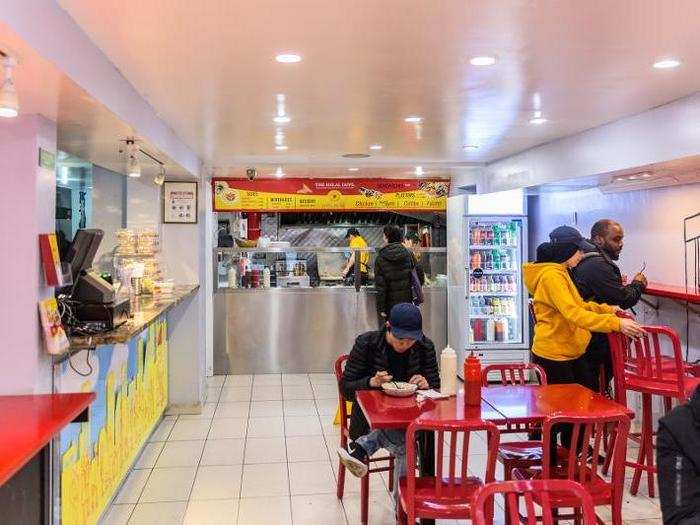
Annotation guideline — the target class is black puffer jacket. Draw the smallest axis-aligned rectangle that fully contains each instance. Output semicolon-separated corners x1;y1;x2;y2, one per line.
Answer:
374;243;414;317
341;330;440;440
657;386;700;525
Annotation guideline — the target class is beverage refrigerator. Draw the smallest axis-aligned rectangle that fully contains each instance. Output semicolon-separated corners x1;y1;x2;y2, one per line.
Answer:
446;193;530;378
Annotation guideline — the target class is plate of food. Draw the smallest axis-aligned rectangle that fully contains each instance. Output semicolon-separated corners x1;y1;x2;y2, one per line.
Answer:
381;381;418;397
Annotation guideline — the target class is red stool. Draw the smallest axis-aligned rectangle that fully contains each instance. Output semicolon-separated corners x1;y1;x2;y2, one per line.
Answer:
608;326;700;497
334;354;394;525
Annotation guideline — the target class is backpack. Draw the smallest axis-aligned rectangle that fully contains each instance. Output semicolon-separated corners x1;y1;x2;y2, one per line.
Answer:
410;267;424;306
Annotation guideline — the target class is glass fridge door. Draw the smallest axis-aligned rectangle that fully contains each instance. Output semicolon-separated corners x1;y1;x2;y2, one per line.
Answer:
466;217;525;347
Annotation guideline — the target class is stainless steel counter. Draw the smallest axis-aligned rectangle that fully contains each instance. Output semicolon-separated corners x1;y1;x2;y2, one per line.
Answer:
213;287;447;374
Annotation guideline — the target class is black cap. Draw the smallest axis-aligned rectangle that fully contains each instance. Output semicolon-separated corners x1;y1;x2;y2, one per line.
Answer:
345;227;360;239
388;303;423;340
549;226;595;251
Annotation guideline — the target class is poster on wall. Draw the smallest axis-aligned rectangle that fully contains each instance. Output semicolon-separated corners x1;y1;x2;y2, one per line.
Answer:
163;181;198;223
212;178;450;212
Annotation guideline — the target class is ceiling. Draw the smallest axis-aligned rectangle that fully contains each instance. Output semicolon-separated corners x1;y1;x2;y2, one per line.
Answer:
0;21;191;180
54;0;700;173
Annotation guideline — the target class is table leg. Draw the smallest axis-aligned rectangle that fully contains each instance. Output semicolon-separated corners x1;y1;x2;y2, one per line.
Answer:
418;430;435;525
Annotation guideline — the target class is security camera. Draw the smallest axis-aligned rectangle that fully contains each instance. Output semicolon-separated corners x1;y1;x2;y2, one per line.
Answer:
246;167;257;181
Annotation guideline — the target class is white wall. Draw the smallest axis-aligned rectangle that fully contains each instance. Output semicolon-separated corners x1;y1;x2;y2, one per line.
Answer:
0;115;57;394
529;182;700;361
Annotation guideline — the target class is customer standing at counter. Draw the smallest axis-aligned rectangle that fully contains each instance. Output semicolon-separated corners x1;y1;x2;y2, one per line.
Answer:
374;225;414;328
572;219;648;393
523;226;644;452
342;227;370;285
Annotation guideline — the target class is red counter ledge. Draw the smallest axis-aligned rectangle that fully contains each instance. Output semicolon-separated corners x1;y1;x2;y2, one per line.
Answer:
644;282;700;305
0;393;94;486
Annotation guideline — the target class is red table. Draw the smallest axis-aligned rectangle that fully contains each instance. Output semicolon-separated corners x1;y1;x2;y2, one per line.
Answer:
0;393;95;524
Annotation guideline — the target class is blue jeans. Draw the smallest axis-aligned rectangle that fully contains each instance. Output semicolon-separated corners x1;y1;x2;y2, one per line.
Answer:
355;429;406;506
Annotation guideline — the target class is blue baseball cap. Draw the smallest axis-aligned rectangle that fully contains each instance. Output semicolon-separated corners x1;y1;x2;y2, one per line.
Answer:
388;303;423;340
549;225;595;251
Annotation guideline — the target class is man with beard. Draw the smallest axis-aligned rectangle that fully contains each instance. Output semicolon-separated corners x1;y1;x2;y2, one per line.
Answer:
572;219;648;392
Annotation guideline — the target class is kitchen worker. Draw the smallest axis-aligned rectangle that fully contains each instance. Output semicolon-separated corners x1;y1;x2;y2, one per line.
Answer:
342;227;370;285
337;302;440;505
572;219;648;393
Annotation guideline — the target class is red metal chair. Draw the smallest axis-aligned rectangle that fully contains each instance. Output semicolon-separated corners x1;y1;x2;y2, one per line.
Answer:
397;419;500;524
334;354;394;525
471;479;597;525
608;326;700;496
481;363;549;479
513;413;630;525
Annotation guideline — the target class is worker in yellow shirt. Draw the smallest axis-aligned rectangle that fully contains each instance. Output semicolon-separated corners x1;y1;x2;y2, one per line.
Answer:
342;228;370;285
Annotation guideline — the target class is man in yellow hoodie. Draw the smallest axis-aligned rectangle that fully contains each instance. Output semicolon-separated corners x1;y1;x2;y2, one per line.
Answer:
524;226;644;389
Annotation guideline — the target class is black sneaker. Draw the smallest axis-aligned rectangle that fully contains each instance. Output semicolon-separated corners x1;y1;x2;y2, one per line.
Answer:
337;444;369;478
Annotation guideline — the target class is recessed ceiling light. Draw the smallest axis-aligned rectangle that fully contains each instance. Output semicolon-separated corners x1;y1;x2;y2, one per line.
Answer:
529;110;547;125
348;168;359;172
275;145;288;151
463;144;479;150
653;58;681;69
342;153;371;159
273;116;291;124
405;116;422;123
369;144;383;151
469;56;497;66
275;167;284;178
275;53;302;63
415;166;424;177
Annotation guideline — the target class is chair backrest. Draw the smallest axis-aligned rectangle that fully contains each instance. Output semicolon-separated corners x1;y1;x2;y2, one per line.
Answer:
481;363;547;387
334;354;350;430
541;414;630;489
404;419;499;519
472;480;597;525
608;325;686;401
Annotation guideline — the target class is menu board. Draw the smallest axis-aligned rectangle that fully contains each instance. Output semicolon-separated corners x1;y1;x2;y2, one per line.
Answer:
212;178;450;212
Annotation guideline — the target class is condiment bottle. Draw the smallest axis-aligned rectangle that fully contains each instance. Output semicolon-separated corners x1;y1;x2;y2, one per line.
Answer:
464;351;482;406
228;266;238;288
439;346;457;396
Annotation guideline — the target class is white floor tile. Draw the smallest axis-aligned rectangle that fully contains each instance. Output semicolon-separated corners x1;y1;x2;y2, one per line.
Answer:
135;442;165;469
291;494;347;525
253;374;282;386
312;383;338;400
215;402;250;419
250;400;284;418
308;373;336;384
238;496;292;525
316;398;338;416
183;499;238;525
115;469;151;504
206;375;226;387
282;373;310;386
342;492;395;524
206;387;222;403
169;419;212;441
247;416;285;438
190;465;243;501
179;403;216;420
220;387;252;403
288;461;336;495
225;374;252;387
282;385;315;400
245;437;287;464
283;399;318;417
286;435;330;463
101;503;134;525
201;438;245;466
140;467;196;503
209;418;248;439
155;440;205;468
252;385;283;401
128;501;187;525
240;463;289;497
149;418;177;442
321;418;342;437
285;415;322;437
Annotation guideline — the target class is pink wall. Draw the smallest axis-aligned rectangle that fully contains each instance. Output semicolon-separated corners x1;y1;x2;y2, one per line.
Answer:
0;115;57;394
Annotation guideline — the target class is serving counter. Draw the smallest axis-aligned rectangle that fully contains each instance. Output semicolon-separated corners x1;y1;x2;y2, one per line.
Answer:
213;247;447;374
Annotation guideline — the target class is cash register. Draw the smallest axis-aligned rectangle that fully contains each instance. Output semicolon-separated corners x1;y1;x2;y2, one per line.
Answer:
62;229;130;330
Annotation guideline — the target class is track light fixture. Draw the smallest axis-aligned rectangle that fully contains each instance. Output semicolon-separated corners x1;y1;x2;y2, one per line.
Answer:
0;54;19;118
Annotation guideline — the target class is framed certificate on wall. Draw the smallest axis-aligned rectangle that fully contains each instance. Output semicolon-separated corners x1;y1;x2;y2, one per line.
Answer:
163;181;198;224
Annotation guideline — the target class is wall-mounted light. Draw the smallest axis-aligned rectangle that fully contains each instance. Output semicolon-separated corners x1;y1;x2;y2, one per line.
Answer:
154;166;165;186
0;54;19;118
125;139;141;178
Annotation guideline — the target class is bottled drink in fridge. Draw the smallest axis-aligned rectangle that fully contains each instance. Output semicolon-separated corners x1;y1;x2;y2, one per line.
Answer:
486;319;496;342
495;319;505;342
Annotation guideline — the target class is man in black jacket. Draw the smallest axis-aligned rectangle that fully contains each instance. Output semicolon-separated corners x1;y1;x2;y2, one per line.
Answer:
375;225;415;328
338;303;440;502
657;385;700;525
571;219;648;392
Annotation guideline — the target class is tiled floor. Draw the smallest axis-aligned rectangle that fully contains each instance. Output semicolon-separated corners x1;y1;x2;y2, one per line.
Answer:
101;374;663;525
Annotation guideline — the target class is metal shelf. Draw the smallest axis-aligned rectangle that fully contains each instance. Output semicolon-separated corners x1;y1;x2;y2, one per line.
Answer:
469;244;518;250
469;292;518;297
